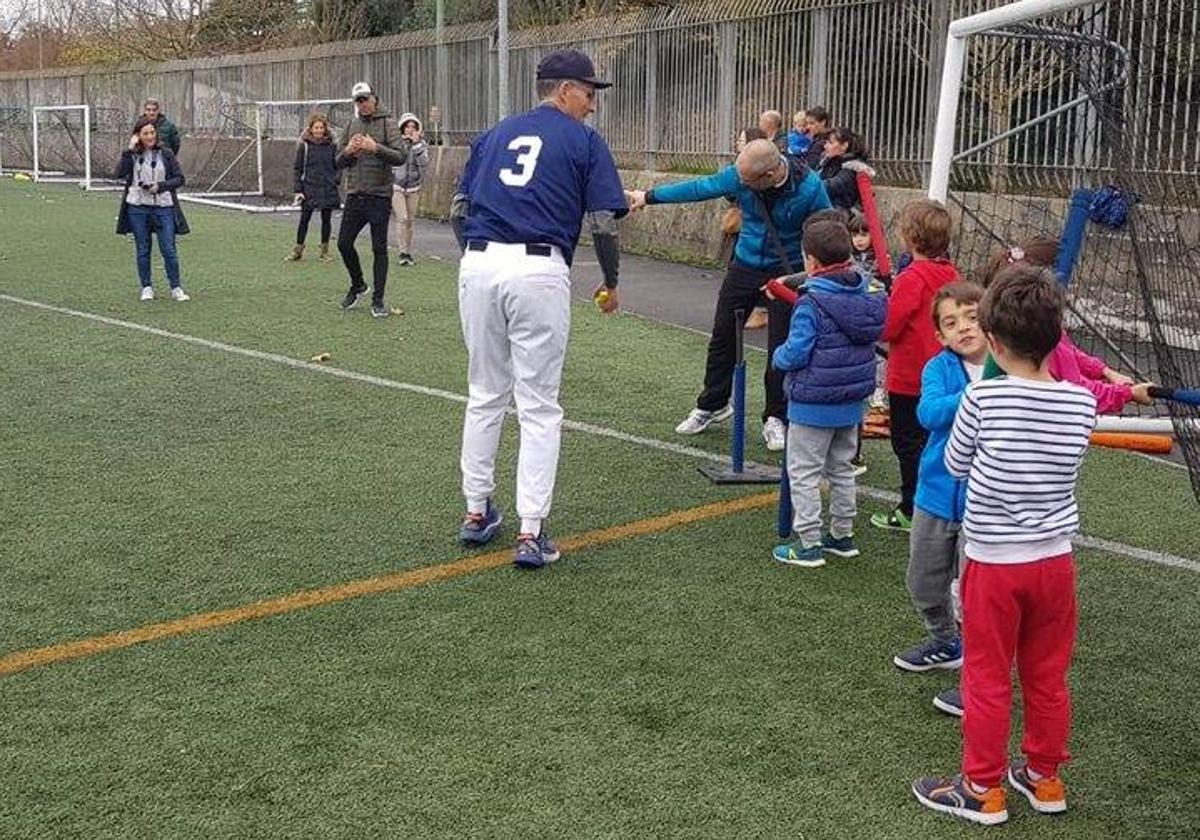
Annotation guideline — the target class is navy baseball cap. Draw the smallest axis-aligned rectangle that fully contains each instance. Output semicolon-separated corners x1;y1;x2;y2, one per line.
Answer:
536;49;612;89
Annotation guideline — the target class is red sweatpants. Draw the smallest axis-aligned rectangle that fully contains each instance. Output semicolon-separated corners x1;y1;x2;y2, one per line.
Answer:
960;554;1077;786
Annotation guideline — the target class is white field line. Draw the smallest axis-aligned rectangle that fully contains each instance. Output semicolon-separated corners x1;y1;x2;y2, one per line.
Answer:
4;292;1196;571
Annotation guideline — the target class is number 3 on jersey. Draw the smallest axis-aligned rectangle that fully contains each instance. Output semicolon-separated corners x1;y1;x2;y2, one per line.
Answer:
499;135;543;187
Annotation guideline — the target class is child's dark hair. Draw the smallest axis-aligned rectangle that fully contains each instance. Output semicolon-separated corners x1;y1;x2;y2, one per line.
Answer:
979;264;1062;365
803;218;852;266
804;207;850;229
846;209;868;235
741;126;768;142
806;105;830;125
899;199;952;258
978;236;1058;288
931;281;983;331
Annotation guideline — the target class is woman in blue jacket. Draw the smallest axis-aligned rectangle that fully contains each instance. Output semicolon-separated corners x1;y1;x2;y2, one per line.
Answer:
116;117;190;302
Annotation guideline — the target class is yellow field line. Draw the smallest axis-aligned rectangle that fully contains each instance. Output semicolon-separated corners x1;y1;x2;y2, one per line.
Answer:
0;491;777;678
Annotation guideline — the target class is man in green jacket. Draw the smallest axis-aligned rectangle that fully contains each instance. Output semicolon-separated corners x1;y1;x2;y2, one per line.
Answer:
336;81;409;318
140;99;180;154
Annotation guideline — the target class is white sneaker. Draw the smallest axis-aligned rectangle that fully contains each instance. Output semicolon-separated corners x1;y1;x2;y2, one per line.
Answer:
762;417;786;451
674;405;733;435
170;287;190;302
139;286;154;301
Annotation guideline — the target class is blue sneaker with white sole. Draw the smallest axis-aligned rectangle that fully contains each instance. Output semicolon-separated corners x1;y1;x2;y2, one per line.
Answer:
894;636;963;672
459;500;503;546
514;532;561;569
821;533;860;558
773;540;825;567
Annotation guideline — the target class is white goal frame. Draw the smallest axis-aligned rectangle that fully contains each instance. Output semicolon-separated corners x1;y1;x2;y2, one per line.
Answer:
927;0;1098;202
33;104;92;188
179;98;353;213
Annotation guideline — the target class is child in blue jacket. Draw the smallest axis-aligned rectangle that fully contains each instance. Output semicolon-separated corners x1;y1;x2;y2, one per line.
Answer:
892;282;987;713
771;219;886;567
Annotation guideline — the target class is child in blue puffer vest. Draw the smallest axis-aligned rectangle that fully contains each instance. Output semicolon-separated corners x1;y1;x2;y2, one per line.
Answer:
771;218;887;567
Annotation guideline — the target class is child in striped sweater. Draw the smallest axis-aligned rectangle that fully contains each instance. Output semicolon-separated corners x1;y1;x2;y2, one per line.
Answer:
912;264;1097;827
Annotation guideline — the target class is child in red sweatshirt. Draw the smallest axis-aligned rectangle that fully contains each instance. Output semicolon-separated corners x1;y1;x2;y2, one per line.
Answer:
871;199;960;532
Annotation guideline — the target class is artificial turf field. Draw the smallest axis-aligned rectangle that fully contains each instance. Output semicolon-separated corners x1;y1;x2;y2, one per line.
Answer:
1;178;1198;839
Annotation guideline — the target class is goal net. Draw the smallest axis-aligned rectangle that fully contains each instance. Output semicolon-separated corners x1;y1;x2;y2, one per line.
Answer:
181;98;354;212
13;105;128;189
931;0;1200;501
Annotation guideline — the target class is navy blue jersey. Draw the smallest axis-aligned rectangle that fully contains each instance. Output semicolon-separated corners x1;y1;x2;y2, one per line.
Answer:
459;104;627;264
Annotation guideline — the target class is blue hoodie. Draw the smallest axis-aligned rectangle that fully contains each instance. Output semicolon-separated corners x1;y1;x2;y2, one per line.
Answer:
914;348;972;522
787;129;812;157
772;268;886;428
647;156;831;272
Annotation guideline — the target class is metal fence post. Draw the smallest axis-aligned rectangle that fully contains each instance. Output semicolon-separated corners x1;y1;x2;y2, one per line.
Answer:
808;8;830;107
644;30;658;171
717;21;737;157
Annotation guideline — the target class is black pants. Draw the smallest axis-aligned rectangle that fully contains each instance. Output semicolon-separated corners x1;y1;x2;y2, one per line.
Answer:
297;206;332;245
888;393;928;517
697;261;790;423
338;194;391;303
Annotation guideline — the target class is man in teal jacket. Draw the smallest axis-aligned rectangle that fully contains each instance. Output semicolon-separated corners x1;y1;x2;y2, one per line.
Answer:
626;139;831;450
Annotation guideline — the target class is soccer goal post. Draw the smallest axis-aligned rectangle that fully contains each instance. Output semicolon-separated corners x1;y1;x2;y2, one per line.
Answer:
927;0;1099;202
179;98;353;213
33;104;91;188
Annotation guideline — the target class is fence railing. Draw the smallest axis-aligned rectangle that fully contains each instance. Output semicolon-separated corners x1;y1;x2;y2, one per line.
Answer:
0;0;1196;189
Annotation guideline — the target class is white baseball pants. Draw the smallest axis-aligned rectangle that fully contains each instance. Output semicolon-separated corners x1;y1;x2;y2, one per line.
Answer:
458;242;571;534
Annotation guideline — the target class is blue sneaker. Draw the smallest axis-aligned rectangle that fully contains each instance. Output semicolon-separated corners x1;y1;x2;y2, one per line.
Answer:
459;500;503;546
773;540;825;567
893;637;963;672
821;533;860;558
514;532;561;569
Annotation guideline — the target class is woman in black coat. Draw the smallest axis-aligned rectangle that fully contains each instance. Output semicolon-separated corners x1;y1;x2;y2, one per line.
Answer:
286;113;341;262
817;128;869;210
116;116;191;302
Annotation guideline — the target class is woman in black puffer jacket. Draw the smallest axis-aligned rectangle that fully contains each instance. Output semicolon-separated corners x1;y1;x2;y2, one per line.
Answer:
817;128;869;210
287;113;341;262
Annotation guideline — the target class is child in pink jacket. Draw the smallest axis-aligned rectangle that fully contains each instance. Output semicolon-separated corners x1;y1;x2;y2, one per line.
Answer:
979;238;1154;410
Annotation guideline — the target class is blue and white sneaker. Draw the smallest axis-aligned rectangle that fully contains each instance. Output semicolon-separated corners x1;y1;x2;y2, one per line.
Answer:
773;540;825;568
459;500;503;546
821;533;860;558
514;532;561;569
894;637;963;672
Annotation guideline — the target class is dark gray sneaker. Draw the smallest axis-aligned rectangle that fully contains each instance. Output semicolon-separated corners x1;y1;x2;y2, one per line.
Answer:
370;302;390;318
340;287;367;310
932;686;963;718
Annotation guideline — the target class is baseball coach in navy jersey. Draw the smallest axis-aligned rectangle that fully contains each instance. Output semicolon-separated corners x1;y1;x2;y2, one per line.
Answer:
451;48;628;569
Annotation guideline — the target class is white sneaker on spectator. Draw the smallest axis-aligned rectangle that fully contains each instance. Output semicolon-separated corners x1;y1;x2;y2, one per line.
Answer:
170;287;190;302
140;286;154;301
762;417;786;451
674;406;733;435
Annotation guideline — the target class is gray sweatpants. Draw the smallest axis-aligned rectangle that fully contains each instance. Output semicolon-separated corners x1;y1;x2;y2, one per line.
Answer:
787;423;858;545
906;508;963;642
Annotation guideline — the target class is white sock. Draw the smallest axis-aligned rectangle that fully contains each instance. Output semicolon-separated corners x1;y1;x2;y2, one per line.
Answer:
1026;766;1044;781
520;518;541;537
467;498;488;516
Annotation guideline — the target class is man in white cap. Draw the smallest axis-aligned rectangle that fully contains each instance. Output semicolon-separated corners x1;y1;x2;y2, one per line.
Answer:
336;82;408;318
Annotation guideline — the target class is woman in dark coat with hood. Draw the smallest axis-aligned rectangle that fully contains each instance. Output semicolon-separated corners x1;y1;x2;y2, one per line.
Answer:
116;116;190;302
817;128;869;210
287;112;341;262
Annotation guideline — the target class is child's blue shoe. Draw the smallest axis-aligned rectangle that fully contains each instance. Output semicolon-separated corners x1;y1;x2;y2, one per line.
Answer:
773;540;825;567
821;533;860;558
894;637;963;672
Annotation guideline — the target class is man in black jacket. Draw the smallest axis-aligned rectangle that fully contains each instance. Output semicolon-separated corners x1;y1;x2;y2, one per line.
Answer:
336;82;409;318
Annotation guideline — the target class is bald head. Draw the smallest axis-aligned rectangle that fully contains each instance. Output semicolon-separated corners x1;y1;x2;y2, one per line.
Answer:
736;139;786;190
